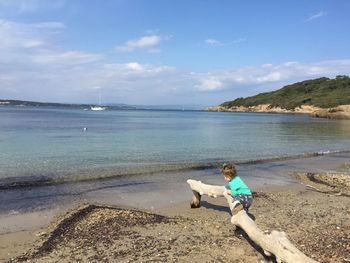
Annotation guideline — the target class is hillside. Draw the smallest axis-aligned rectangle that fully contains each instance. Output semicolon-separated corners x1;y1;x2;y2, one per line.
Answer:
220;76;350;110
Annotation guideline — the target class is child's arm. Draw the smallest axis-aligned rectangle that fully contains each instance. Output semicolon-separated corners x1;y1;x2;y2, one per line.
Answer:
225;184;231;196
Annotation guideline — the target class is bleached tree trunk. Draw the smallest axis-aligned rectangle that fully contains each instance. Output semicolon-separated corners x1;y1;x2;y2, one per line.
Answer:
187;179;318;263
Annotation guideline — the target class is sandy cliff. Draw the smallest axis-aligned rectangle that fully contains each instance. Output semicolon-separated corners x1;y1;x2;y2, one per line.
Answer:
206;104;350;119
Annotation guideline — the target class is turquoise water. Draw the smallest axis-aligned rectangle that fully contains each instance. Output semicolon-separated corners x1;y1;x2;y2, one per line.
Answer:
1;106;350;186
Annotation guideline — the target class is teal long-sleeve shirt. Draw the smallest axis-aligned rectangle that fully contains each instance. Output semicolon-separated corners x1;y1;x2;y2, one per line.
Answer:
227;176;252;197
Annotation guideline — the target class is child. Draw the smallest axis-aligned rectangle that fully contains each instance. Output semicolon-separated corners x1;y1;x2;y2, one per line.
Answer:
221;163;253;215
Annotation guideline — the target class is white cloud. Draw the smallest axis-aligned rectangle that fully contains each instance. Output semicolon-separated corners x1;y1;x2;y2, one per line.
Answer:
0;20;349;105
0;19;103;66
191;59;350;94
22;39;46;48
283;61;298;66
102;63;174;77
196;77;223;91
0;19;64;49
306;11;327;22
126;62;144;71
205;39;222;46
116;35;162;52
32;51;104;65
262;63;273;68
2;56;350;104
256;72;282;83
205;37;246;46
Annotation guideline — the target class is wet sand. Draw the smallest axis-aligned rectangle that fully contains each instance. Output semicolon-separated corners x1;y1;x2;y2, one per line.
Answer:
1;153;350;262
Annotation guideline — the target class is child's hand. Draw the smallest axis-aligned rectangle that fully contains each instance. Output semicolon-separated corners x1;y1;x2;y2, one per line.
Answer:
226;189;231;195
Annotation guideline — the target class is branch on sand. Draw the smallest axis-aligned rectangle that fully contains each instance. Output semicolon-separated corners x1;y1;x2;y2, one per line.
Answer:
304;183;350;197
187;179;318;263
291;172;350;197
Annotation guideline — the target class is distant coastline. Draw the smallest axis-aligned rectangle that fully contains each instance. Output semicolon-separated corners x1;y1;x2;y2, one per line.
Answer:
206;104;350;119
0;99;205;111
0;99;135;110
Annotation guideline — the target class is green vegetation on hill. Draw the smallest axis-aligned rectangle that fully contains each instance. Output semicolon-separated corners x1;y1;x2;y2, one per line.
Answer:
221;76;350;110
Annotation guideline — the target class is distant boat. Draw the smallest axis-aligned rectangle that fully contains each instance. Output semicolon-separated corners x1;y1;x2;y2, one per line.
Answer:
91;92;106;111
90;106;106;111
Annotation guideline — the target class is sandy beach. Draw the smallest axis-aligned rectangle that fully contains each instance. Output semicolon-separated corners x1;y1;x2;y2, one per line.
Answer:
1;1;350;262
1;154;350;263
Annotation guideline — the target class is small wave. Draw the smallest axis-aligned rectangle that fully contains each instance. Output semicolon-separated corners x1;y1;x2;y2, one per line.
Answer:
1;149;348;190
0;176;53;190
236;150;347;165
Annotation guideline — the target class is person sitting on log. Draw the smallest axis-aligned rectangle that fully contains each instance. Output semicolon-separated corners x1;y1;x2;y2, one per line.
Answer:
221;163;253;215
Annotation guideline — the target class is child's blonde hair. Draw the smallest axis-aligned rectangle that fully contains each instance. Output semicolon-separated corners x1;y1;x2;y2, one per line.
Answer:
221;163;237;179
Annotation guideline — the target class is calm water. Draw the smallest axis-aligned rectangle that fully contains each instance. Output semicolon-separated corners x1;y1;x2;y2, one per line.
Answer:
1;106;350;187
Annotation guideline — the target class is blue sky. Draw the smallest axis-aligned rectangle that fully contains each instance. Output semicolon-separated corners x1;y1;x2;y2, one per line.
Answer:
0;0;349;107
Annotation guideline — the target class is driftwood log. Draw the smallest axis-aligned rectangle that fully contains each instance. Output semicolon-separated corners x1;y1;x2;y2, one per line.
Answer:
187;179;318;263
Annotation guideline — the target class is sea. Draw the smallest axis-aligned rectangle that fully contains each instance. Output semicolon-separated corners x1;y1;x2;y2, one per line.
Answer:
0;106;350;214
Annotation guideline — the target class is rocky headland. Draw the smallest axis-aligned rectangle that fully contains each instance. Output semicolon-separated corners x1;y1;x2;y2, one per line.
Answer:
208;76;350;119
206;104;350;120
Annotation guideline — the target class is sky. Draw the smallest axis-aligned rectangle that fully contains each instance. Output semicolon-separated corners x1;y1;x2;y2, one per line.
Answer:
0;0;350;107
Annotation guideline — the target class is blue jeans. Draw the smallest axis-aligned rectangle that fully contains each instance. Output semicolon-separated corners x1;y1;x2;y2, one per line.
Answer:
233;194;253;211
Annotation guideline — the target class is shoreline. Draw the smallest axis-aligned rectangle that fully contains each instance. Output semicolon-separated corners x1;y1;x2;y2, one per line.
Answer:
206;104;350;120
1;149;348;191
2;151;349;217
1;153;349;262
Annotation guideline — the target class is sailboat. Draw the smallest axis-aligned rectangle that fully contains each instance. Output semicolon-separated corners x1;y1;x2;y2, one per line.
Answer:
90;105;106;111
91;93;106;111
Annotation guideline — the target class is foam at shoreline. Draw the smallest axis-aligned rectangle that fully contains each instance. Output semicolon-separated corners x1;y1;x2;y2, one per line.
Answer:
0;150;349;219
0;149;348;190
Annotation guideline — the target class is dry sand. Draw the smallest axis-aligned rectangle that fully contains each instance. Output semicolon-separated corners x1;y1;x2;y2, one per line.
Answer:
2;171;349;263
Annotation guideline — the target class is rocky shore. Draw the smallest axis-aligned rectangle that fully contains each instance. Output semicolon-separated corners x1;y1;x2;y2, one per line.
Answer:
6;171;350;263
206;104;350;120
